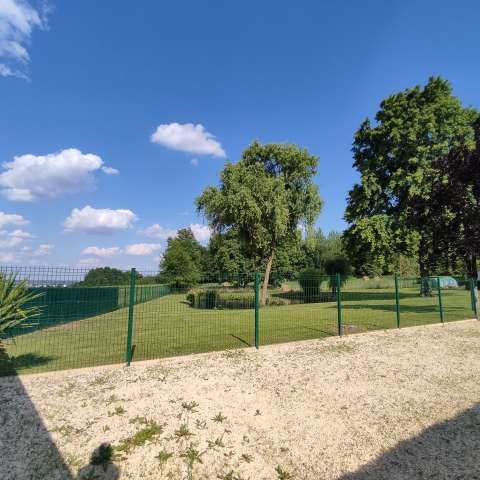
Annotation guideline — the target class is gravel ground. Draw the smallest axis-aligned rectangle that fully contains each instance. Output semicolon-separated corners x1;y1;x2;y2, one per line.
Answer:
1;319;480;480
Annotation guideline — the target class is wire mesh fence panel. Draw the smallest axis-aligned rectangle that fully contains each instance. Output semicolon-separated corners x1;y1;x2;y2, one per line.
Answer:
130;273;255;362
340;275;397;334
441;277;476;322
0;266;130;376
397;277;441;327
259;274;338;346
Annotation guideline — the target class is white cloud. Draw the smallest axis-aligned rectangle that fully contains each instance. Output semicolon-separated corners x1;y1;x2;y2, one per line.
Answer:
32;243;53;256
78;257;101;267
141;223;177;240
81;246;121;257
0;235;22;248
8;228;31;238
0;211;28;228
190;157;199;167
125;243;162;256
190;223;211;242
102;166;119;175
0;251;16;262
0;148;119;201
0;0;49;79
151;123;226;157
64;205;137;234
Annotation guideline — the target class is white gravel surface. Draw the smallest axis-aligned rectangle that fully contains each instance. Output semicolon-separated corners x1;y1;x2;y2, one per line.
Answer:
1;319;479;480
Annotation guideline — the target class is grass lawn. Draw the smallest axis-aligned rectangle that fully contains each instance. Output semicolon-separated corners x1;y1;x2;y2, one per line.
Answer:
0;287;475;376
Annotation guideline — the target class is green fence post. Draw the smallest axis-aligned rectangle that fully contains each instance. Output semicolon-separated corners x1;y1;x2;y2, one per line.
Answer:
254;272;260;349
394;274;401;328
126;268;136;366
336;273;342;336
436;276;444;323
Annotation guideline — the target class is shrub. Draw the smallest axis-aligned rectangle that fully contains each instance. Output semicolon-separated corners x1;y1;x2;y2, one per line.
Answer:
187;288;292;309
298;268;324;297
0;274;44;336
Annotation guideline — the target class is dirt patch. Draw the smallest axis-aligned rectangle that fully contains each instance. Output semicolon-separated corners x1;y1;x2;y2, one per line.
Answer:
1;320;480;479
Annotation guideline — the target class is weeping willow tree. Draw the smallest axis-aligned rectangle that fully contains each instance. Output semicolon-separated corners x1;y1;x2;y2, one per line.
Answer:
197;141;322;305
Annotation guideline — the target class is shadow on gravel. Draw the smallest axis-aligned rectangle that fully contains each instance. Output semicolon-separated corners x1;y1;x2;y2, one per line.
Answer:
0;349;73;480
339;404;480;479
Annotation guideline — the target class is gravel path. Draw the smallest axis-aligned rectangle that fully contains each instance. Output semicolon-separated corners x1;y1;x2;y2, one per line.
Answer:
1;319;479;480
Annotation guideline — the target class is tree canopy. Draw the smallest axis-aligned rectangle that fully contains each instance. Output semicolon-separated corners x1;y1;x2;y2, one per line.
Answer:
197;141;322;304
344;76;478;276
159;228;208;288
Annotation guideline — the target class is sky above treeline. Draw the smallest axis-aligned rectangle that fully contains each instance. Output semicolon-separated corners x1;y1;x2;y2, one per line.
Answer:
1;0;479;269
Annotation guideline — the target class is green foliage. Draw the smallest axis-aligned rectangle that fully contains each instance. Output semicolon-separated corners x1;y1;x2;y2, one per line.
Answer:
79;267;132;286
208;228;255;280
298;268;324;296
302;228;344;270
324;256;352;292
159;228;207;289
115;422;163;453
344;76;478;276
197;141;322;305
187;288;289;309
0;274;43;334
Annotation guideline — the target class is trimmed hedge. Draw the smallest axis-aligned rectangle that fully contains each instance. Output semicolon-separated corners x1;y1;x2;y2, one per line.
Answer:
187;289;298;309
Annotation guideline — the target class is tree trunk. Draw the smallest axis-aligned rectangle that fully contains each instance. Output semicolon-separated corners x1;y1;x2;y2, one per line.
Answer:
260;252;274;307
418;241;432;296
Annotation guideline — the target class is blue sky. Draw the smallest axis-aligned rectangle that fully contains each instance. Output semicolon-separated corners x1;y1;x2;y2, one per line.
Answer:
0;0;479;269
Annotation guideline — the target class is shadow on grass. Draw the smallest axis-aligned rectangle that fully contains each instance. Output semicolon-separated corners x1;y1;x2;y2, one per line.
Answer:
0;352;56;375
339;404;480;479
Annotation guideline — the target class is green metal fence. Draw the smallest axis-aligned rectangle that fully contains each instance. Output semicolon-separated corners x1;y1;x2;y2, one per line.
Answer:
0;266;477;376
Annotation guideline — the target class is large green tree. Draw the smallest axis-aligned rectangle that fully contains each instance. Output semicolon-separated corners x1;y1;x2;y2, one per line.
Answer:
159;228;208;287
344;77;478;278
197;141;322;305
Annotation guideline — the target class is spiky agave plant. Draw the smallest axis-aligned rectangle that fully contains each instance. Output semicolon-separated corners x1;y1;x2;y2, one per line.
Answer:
0;273;44;337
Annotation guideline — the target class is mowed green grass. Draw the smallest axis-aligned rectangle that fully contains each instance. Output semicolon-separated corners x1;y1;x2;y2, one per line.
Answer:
1;287;475;375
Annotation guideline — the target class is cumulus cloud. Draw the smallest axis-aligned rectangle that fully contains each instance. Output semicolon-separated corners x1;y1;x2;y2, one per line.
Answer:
102;166;119;175
0;235;22;248
0;251;16;262
125;243;162;256
141;224;177;240
78;257;101;267
9;228;31;238
64;205;137;234
0;228;32;248
81;246;121;257
0;211;28;228
0;0;49;79
151;123;226;157
0;148;119;201
190;223;211;242
32;243;54;256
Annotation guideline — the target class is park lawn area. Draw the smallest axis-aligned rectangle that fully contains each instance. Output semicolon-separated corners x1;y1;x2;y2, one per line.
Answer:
0;287;474;376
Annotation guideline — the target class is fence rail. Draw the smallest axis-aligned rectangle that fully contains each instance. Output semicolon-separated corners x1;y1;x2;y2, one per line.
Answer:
0;266;477;376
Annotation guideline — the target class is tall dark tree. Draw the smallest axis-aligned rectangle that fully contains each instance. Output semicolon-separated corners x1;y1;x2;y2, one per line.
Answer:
419;118;480;279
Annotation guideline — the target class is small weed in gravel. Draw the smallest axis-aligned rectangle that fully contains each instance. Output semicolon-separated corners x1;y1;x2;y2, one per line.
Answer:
213;412;227;423
115;422;163;453
174;423;194;442
276;466;293;479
